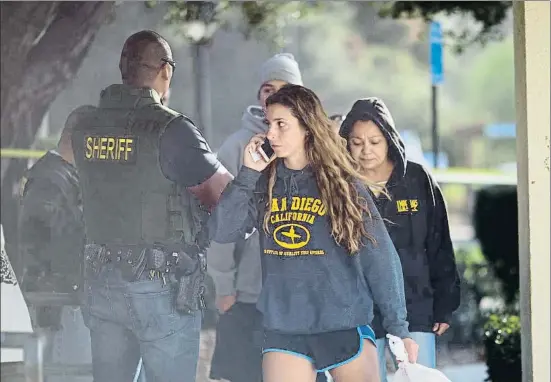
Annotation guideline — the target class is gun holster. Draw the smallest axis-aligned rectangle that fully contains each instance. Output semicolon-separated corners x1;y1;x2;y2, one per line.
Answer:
173;252;207;315
144;245;207;315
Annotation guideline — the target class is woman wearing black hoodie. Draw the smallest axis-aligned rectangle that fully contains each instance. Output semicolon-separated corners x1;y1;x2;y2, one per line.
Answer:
209;86;418;382
340;98;461;381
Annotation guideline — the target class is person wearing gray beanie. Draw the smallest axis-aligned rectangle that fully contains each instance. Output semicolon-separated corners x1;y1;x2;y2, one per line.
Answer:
208;53;304;382
259;53;303;87
257;53;304;111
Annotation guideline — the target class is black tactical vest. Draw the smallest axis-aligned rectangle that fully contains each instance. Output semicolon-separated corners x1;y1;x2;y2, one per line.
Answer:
72;85;204;249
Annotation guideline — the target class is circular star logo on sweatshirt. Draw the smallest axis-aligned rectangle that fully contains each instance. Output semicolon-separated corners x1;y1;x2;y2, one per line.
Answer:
273;223;310;250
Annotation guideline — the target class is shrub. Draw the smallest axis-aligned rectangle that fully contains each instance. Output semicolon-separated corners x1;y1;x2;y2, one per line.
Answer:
449;244;502;345
483;312;522;382
473;185;519;305
474;186;521;381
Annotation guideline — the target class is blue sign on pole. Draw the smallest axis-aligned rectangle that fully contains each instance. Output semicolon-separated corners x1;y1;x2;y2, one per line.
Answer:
430;21;444;85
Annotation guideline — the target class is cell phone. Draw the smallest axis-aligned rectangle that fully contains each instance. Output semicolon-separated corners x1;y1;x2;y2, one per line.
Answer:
258;138;275;162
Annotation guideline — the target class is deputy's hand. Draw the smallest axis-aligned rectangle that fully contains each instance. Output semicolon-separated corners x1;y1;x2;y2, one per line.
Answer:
402;338;419;363
242;134;276;173
216;295;236;314
433;322;450;336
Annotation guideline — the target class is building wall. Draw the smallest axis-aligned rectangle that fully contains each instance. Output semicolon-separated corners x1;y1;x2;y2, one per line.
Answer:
513;2;550;381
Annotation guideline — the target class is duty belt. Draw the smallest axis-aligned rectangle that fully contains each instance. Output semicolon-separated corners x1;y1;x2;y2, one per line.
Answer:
102;244;143;263
88;243;201;278
85;243;207;314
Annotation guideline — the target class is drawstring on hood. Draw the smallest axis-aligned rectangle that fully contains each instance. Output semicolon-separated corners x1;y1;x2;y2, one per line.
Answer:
276;160;311;199
340;97;407;183
282;176;299;200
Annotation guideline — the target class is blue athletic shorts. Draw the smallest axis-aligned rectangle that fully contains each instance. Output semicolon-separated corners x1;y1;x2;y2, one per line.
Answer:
262;325;376;372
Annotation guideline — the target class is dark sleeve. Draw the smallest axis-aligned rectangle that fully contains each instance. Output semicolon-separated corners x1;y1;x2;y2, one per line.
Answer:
424;172;461;323
19;181;66;266
159;117;221;187
208;166;262;244
360;190;410;339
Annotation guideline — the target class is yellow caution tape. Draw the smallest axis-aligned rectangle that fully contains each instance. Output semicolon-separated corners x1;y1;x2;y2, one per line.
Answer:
0;148;47;159
0;148;518;186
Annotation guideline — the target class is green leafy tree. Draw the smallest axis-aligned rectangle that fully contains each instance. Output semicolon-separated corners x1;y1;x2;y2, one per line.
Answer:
484;313;521;382
438;36;515;167
152;1;320;48
379;1;512;53
461;37;515;122
298;3;443;134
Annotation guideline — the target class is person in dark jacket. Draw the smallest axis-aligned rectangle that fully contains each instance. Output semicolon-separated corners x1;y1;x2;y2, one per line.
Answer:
209;85;419;382
18;106;95;380
340;97;461;380
19;107;92;305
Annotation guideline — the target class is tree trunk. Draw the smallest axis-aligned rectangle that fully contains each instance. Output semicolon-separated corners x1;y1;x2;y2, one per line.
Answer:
0;1;115;256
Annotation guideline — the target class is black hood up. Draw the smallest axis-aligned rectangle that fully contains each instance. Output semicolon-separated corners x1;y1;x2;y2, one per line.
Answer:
339;99;461;333
340;97;407;180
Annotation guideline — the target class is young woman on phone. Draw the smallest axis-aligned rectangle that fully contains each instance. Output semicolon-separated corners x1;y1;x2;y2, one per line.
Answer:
209;84;418;382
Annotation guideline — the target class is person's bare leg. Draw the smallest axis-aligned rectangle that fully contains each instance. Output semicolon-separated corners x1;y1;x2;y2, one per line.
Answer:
328;340;380;382
263;351;317;382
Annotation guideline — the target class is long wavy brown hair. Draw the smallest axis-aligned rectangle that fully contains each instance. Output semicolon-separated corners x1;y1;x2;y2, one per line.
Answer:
262;84;380;253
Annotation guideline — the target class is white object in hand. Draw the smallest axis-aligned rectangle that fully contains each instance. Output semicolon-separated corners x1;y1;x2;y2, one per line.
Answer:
249;148;261;163
387;334;452;382
387;334;409;362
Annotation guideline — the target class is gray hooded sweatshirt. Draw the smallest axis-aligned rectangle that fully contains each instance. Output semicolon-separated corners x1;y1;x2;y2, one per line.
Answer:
206;105;266;303
209;162;410;337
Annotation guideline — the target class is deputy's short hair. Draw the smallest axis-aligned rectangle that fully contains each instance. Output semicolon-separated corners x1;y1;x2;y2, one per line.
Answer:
119;30;171;85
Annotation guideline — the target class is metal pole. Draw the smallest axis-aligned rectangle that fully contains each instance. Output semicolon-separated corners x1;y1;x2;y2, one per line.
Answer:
193;43;212;142
24;332;46;382
431;84;439;168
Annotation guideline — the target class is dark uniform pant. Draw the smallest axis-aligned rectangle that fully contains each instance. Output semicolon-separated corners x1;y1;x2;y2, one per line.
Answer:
82;262;201;382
